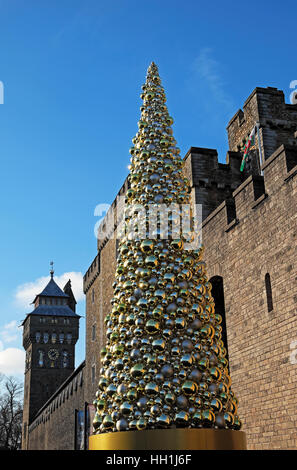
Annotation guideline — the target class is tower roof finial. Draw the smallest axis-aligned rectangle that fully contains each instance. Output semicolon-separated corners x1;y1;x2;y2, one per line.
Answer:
50;261;54;279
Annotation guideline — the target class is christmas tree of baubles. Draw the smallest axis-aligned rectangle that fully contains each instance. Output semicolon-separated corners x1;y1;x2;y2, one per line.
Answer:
93;62;242;435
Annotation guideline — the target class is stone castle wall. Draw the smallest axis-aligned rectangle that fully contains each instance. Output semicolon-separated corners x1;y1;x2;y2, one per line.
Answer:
27;362;85;450
201;145;297;449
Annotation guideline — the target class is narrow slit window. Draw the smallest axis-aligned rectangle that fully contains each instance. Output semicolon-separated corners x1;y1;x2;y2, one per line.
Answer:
92;324;96;341
265;273;273;312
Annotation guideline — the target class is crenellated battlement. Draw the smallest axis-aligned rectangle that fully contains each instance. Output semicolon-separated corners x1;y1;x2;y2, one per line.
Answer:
83;253;100;294
201;144;297;233
232;174;266;219
96;178;129;253
183;147;244;220
227;87;297;164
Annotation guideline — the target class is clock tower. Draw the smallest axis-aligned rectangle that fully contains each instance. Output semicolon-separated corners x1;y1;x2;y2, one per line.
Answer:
21;266;80;449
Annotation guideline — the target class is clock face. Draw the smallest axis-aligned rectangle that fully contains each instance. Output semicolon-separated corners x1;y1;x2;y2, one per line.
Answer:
48;349;59;360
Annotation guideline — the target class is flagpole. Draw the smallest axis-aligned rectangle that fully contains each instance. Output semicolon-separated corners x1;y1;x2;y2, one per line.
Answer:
240;126;256;172
256;121;264;176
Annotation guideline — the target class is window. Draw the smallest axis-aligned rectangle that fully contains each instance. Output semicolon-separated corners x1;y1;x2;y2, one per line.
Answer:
265;273;273;312
38;350;45;367
62;351;69;368
43;332;49;344
92;288;95;304
51;333;57;344
35;331;41;343
59;333;64;344
209;276;229;365
92;324;96;341
66;333;72;344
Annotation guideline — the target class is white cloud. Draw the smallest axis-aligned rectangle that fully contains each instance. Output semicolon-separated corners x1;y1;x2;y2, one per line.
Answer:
0;320;19;344
0;348;25;376
3;320;18;330
191;47;234;112
15;272;84;310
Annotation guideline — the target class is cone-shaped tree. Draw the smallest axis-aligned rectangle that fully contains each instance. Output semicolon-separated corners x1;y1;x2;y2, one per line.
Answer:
93;62;242;434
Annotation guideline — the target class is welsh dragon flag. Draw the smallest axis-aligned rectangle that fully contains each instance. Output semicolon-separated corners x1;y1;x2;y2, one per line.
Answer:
240;126;256;171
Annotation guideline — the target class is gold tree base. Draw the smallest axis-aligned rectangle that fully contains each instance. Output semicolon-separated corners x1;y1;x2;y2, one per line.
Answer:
89;428;246;450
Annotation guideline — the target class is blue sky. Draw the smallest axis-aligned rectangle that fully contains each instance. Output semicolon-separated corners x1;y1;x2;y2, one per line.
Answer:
0;0;295;381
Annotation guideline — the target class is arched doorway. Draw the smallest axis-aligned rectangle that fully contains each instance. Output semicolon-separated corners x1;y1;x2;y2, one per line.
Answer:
209;275;229;365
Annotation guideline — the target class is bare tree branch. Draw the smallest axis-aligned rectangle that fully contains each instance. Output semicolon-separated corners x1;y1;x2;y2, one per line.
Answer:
0;375;23;450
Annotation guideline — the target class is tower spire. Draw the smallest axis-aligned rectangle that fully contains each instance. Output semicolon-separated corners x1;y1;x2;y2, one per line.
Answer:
50;261;54;279
90;63;245;449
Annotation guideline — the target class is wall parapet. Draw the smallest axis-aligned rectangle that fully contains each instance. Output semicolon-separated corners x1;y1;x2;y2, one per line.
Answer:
202;198;236;229
96;178;129;253
201;144;297;237
261;144;297;174
83;254;100;294
28;361;85;433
